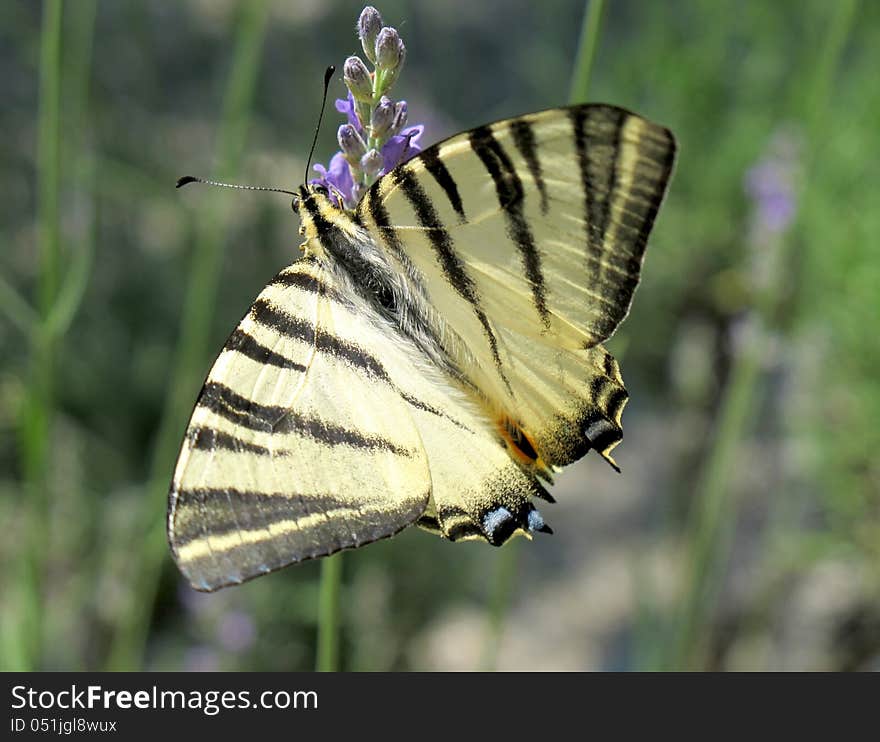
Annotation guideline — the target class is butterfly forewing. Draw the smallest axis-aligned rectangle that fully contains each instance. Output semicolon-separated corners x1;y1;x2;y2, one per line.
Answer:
362;104;675;349
357;103;675;469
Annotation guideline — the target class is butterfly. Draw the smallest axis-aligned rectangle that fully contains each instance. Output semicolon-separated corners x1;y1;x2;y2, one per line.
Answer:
168;103;676;591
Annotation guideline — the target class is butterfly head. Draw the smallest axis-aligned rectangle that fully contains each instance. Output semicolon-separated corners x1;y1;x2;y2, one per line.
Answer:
293;182;346;215
293;182;360;255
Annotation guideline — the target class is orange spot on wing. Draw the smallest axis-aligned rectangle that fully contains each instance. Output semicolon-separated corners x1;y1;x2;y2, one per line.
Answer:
496;417;550;476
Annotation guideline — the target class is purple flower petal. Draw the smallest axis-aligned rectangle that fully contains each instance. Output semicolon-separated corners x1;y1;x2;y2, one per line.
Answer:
312;151;356;208
380;125;424;173
335;91;364;135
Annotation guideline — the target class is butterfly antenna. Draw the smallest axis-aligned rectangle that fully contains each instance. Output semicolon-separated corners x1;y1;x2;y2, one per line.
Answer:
175;175;297;197
303;65;336;185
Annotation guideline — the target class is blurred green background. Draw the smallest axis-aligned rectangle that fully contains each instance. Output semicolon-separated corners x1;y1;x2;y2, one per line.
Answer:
2;0;878;671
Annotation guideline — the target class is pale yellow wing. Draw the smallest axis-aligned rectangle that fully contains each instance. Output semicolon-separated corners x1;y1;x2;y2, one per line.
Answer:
357;104;675;469
167;258;431;591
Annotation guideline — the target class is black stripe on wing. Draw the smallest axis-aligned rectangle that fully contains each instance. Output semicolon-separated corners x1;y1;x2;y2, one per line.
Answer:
360;185;422;278
188;426;273;455
619;131;678;264
196;381;413;455
509;118;549;214
224;328;306;371
569;106;675;341
469;125;550;330
569;106;626;254
418;146;466;222
251;275;476;433
268;267;353;308
392;165;511;392
250;298;389;381
171;488;356;548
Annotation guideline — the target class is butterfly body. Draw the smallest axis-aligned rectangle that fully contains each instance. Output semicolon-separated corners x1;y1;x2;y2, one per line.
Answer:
169;103;676;591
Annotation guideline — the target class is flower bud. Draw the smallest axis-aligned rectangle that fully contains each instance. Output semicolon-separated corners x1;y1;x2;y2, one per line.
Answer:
375;27;405;73
391;101;408;136
358;6;382;63
338;123;366;163
343;56;373;103
370;96;395;139
361;149;384;179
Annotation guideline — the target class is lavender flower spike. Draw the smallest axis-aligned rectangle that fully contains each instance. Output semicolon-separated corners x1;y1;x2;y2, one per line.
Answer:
310;6;424;210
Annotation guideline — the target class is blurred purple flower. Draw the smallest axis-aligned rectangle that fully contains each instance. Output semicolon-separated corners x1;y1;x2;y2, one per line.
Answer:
744;161;796;235
178;579;217;616
216;610;257;653
183;646;220;672
743;129;802;292
744;130;801;239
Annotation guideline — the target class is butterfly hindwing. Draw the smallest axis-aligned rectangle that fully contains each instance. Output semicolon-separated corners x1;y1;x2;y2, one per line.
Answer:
167;259;432;591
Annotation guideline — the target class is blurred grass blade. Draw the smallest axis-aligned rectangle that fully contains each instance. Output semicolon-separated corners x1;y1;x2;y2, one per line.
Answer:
36;0;63;314
479;544;521;671
316;554;343;671
9;0;64;672
46;160;96;338
46;0;97;341
568;0;605;103
667;0;859;671
803;0;860;149
669;328;765;669
45;227;95;337
106;0;270;671
0;275;39;336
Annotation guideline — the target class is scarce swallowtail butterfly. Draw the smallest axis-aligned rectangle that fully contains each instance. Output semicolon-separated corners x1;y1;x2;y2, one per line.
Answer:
168;102;676;592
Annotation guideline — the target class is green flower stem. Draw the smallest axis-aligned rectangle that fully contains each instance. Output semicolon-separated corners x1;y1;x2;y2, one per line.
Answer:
316;554;343;671
479;542;522;671
105;0;269;670
568;0;605;104
0;275;39;337
36;0;63;318
669;327;765;669
48;0;96;341
9;0;64;672
667;0;859;671
480;0;607;671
